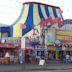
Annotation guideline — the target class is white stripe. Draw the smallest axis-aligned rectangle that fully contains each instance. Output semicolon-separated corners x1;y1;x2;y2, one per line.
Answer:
48;6;55;20
40;5;48;19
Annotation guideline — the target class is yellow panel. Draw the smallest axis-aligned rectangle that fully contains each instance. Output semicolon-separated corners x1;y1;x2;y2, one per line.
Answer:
56;30;72;36
48;7;55;20
33;4;41;26
56;35;71;41
13;23;22;37
13;5;29;37
40;5;48;19
65;36;69;40
19;5;29;23
56;35;63;40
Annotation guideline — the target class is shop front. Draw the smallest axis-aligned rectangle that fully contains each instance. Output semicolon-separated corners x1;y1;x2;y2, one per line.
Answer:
0;43;20;64
45;43;63;61
0;37;21;64
34;44;62;62
62;44;72;55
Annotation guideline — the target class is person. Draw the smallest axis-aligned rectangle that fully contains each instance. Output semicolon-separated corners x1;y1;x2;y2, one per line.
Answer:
25;50;30;63
18;50;23;64
44;51;48;63
10;53;14;63
49;53;53;60
70;55;72;63
60;54;64;63
65;54;70;63
35;55;41;64
5;52;10;63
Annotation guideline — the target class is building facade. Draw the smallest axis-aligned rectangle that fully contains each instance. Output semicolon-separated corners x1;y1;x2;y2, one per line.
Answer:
0;2;65;63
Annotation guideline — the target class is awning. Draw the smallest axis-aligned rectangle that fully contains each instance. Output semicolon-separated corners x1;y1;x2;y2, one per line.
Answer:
0;43;20;48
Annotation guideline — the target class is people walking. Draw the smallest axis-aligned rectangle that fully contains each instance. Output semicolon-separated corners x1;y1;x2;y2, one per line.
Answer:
65;54;70;63
70;55;72;63
19;50;23;64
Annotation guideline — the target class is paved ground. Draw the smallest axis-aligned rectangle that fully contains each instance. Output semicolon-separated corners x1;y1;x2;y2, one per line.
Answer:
24;70;72;72
24;63;72;70
24;61;72;70
0;63;72;72
0;61;72;72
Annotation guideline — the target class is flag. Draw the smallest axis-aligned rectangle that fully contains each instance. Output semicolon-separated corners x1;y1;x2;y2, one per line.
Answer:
20;23;26;29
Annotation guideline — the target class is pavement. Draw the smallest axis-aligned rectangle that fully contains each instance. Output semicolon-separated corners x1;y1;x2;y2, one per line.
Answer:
0;61;72;72
24;63;72;71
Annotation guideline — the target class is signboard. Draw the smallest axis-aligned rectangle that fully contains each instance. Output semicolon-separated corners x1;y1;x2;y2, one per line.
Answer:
3;37;21;44
55;29;72;43
56;30;72;36
39;59;45;66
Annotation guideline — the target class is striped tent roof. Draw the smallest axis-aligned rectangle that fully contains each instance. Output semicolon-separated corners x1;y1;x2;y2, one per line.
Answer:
12;2;63;37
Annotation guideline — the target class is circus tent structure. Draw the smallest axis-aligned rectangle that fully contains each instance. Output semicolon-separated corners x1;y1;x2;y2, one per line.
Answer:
0;2;64;64
8;2;63;37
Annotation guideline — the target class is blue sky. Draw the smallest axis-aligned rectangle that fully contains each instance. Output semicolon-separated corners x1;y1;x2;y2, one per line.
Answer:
0;0;72;25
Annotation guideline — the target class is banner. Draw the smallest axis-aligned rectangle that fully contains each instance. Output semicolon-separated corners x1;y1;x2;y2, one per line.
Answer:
56;29;72;43
5;37;21;44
